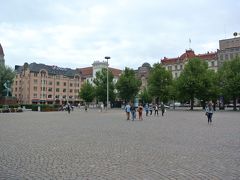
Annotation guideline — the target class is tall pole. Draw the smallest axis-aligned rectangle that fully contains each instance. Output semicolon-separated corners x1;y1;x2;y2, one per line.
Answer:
105;56;110;111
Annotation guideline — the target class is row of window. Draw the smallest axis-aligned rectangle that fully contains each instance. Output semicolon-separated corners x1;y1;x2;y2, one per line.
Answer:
219;53;240;61
33;94;79;99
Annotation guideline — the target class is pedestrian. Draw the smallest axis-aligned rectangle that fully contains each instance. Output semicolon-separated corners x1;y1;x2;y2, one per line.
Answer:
205;101;214;124
149;103;153;115
100;103;104;112
145;103;149;116
84;104;88;112
125;102;131;120
67;102;71;114
154;104;159;116
137;103;143;120
130;103;136;121
160;103;165;116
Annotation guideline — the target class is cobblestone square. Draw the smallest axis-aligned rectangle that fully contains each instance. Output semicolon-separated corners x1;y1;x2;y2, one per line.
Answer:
0;109;240;179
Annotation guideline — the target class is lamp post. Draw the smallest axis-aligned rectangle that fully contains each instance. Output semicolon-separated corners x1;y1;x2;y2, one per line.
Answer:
105;56;110;111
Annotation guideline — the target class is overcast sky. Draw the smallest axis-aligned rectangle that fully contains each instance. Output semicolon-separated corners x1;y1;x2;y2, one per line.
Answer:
1;0;239;70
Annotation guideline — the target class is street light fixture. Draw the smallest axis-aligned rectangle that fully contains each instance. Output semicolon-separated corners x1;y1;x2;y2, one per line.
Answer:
105;56;110;111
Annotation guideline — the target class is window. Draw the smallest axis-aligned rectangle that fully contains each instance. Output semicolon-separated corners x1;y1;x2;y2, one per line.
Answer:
175;73;178;78
33;93;37;98
48;88;52;92
41;87;46;91
56;81;60;86
63;89;66;93
34;73;38;77
56;88;60;92
211;61;215;67
175;65;177;70
49;81;52;85
225;54;228;60
15;88;17;91
168;66;172;71
70;83;73;87
48;94;52;98
34;79;38;84
63;82;67;86
55;95;59;99
34;86;37;91
70;89;73;93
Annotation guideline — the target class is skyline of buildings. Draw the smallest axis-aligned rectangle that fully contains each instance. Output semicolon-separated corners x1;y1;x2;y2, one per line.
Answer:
1;35;240;104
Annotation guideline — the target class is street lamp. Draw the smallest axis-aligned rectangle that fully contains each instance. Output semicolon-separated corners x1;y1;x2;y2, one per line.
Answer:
105;56;110;111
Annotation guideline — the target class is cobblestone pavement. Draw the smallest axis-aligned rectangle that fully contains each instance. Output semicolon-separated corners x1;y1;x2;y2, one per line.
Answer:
0;109;240;179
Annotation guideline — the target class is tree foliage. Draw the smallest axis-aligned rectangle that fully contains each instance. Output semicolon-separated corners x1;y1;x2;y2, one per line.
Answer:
0;64;15;97
115;67;141;102
79;81;95;103
148;63;172;103
177;58;217;110
218;56;240;110
139;87;152;104
93;68;115;104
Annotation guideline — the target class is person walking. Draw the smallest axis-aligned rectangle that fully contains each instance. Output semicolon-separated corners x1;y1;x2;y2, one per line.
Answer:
145;103;149;116
137;104;143;120
67;102;71;114
160;103;165;116
149;103;153;115
125;103;131;120
130;103;136;121
154;104;159;116
205;101;214;124
84;104;88;112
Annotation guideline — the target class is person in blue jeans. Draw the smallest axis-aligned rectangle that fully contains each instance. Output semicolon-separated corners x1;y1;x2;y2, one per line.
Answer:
125;103;131;120
205;101;214;124
130;103;136;121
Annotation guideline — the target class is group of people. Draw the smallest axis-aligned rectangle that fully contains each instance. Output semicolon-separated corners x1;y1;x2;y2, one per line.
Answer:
125;102;166;121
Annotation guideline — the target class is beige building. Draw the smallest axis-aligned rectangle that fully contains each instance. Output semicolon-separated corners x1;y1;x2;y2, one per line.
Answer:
12;62;82;105
161;49;218;78
217;36;240;66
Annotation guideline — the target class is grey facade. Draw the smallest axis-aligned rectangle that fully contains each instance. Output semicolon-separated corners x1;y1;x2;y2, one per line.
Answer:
217;36;240;67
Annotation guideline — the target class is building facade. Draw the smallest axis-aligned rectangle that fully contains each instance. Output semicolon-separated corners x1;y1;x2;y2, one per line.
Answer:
136;62;151;91
12;63;82;105
77;61;122;84
161;49;218;78
217;36;240;67
0;43;5;66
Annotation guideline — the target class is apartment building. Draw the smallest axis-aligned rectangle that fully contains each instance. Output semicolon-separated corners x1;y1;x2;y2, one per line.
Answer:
217;36;240;67
161;49;218;78
12;62;82;105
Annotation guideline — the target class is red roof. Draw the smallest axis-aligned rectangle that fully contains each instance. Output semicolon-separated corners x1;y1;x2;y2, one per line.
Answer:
77;66;122;78
161;50;217;65
0;43;4;56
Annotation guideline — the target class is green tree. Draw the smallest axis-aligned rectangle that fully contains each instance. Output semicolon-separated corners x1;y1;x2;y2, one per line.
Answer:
139;87;152;104
148;63;172;103
218;56;240;111
176;57;209;110
168;79;179;109
115;67;141;102
93;68;115;105
79;81;95;104
0;64;15;97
